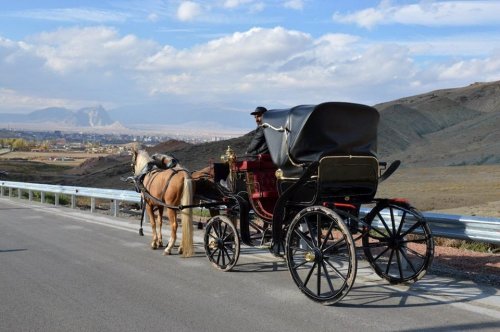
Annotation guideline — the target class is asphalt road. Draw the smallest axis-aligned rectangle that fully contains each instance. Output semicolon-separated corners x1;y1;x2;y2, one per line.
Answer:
1;198;499;332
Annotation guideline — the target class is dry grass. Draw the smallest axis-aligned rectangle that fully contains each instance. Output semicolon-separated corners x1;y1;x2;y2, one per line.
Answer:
0;151;110;167
377;164;500;218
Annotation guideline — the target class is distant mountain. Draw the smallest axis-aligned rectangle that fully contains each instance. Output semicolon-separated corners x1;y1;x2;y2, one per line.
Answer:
376;80;500;166
0;105;114;127
75;106;114;127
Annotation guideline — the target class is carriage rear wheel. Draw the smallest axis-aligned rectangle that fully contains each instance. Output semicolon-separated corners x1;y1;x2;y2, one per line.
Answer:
204;215;240;271
285;206;357;305
362;201;434;284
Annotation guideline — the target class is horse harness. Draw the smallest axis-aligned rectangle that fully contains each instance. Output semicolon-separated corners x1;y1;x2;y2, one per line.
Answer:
138;167;189;210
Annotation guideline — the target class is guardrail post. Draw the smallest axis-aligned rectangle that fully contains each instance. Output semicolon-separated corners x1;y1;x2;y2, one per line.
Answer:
18;188;22;199
55;193;59;206
71;195;76;209
41;191;45;203
111;199;119;217
29;190;33;201
9;187;12;197
91;197;95;213
1;185;4;196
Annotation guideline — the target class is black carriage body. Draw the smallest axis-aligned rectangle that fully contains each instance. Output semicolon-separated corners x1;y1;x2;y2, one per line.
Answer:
263;102;379;178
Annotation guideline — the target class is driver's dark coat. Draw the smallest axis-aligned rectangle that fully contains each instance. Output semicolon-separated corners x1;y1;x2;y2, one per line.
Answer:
246;126;269;155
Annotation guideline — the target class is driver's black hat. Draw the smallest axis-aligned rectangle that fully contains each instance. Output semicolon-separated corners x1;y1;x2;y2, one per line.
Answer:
251;106;267;115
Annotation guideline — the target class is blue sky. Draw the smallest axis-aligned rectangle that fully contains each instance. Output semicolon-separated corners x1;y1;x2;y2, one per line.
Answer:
1;0;500;130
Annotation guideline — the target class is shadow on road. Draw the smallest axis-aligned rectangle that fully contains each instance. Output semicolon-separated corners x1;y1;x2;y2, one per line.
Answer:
0;248;28;253
338;268;499;309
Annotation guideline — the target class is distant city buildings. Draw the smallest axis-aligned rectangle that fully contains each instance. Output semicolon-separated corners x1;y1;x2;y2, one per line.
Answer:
0;128;237;153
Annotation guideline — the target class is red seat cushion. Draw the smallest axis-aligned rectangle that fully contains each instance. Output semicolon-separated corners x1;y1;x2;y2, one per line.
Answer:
237;154;275;171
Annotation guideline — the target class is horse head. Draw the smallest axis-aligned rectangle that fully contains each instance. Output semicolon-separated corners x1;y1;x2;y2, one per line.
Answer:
131;149;151;176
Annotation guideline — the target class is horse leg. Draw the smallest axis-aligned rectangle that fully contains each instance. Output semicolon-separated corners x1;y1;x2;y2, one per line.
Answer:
164;208;178;255
146;204;158;250
156;206;164;248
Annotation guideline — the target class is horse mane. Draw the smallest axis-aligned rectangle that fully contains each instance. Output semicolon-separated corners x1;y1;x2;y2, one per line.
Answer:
134;149;189;177
134;150;152;176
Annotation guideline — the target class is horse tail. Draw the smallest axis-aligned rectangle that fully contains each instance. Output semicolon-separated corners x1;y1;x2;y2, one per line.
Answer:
181;175;194;257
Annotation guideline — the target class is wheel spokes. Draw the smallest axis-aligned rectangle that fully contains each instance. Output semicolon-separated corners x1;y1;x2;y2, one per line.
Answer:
286;207;356;304
293;227;314;251
305;218;318;248
320;219;337;251
303;262;317;288
362;203;434;284
385;248;396;275
204;216;240;271
377;212;393;237
325;257;348;281
398;247;418;273
321;261;336;294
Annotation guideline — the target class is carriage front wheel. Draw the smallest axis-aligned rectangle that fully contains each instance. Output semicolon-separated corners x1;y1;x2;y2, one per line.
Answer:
204;215;240;271
362;200;434;284
285;206;357;305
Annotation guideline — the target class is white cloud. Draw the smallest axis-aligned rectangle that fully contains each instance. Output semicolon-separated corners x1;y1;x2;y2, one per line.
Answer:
437;56;500;81
177;1;203;21
401;33;500;57
0;27;158;112
134;26;500;106
136;27;313;97
333;1;500;28
134;27;424;105
249;2;265;13
140;27;310;71
1;25;499;117
28;27;157;74
11;8;129;23
284;0;304;10
147;12;160;22
223;0;254;9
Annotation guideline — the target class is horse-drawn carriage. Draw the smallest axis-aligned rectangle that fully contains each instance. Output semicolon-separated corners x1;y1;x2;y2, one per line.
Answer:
202;102;434;304
131;101;434;305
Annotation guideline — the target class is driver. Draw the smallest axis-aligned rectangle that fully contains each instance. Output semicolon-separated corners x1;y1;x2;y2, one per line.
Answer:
246;106;269;155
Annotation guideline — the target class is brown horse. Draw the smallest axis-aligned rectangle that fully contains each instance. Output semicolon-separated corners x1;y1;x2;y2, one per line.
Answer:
132;148;195;257
132;147;223;257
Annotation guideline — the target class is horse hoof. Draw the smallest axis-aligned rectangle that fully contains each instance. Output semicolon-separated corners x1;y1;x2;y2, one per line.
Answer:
163;250;171;256
158;241;164;248
178;247;183;255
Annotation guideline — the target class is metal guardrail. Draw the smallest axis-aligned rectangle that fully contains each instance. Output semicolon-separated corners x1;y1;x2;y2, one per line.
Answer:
359;208;500;245
1;180;499;244
0;180;140;217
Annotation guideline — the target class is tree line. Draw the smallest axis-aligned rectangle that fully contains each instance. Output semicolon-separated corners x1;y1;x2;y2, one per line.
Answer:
0;138;51;151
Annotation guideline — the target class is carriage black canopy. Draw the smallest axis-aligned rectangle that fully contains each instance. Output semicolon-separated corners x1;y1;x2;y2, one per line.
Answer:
262;102;379;177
